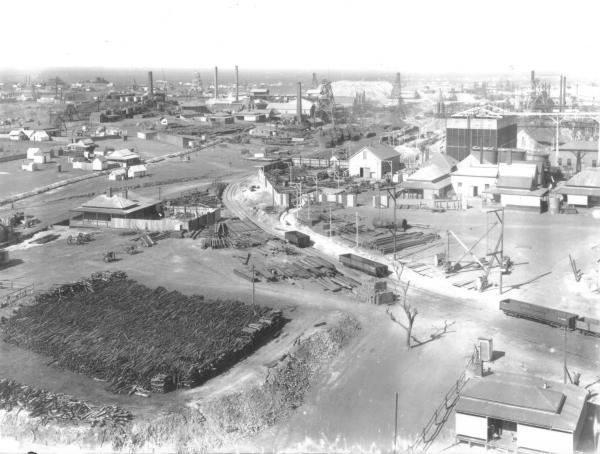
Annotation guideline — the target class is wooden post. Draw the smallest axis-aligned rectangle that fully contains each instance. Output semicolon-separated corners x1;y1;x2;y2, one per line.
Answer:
252;264;255;306
394;392;398;454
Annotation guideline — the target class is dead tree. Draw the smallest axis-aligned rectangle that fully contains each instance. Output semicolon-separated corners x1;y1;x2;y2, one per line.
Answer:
400;281;417;348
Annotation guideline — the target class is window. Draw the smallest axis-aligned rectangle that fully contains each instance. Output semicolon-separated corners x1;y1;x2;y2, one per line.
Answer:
484;184;490;190
567;158;572;167
558;158;563;166
458;182;462;188
593;160;597;168
363;150;367;159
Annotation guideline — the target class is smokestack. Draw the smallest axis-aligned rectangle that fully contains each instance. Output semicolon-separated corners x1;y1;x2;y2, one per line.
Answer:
312;73;318;89
148;71;153;96
296;82;302;125
508;148;512;165
214;66;219;99
235;65;239;102
530;70;535;88
563;76;567;106
559;76;563;112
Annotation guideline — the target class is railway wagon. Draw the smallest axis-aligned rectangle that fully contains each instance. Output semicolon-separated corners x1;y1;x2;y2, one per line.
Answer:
284;230;310;248
575;317;600;337
339;253;388;277
499;299;577;329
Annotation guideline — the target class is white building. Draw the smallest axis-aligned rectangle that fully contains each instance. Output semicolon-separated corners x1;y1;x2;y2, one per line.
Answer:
127;164;147;179
348;145;401;180
30;130;51;142
9;129;27;141
21;160;38;171
455;372;588;454
400;152;457;200
485;162;548;211
26;147;51;164
107;149;141;167
92;156;109;171
451;154;498;199
554;167;600;207
108;168;127;181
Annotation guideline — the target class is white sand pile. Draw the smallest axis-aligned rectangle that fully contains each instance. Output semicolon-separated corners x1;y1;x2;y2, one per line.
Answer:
331;80;394;106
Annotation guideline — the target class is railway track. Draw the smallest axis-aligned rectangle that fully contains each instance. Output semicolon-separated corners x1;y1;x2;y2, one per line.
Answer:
222;178;600;372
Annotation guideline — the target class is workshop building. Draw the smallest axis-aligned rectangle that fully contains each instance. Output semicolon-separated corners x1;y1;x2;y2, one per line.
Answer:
455;372;589;454
554;167;600;207
348;145;401;180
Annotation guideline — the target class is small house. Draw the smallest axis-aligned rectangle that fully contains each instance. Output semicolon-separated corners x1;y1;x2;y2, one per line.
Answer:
107;149;141;167
401;152;457;199
554;167;600;207
92;156;109;171
30;130;51;142
127;164;147;179
21;160;38;171
451;154;498;199
9;129;27;141
26;147;51;164
108;168;127;181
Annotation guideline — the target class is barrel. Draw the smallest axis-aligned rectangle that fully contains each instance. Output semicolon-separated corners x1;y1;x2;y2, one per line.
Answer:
549;196;560;214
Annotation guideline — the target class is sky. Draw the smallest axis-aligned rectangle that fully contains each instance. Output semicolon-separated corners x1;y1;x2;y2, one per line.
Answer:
2;0;600;76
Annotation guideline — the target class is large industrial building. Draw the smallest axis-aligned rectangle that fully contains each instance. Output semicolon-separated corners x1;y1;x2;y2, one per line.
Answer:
446;106;518;162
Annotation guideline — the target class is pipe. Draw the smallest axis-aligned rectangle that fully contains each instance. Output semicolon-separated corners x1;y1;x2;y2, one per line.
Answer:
214;66;219;99
235;65;239;102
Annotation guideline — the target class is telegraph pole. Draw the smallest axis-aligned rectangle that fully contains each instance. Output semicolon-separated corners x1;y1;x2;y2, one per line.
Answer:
563;326;567;384
355;211;359;248
329;207;332;237
252;264;255;306
394;392;399;454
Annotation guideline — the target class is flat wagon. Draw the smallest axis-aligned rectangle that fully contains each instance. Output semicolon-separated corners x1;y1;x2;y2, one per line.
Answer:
339;253;388;277
499;299;577;329
575;317;600;337
284;230;310;248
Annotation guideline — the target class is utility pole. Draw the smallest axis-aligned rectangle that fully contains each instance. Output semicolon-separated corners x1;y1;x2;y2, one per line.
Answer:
329;207;332;237
355;211;359;248
158;186;161;200
563;326;567;384
252;264;255;306
394;392;399;454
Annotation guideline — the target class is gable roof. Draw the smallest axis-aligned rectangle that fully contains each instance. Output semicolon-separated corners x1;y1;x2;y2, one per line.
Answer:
498;162;537;179
456;372;588;432
108;149;139;160
496;175;534;190
560;141;598;153
350;144;399;162
73;191;157;215
457;153;493;169
407;152;457;183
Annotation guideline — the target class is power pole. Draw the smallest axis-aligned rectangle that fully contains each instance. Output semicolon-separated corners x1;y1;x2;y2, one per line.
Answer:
329;207;332;237
355;211;359;248
563;326;567;384
252;264;255;305
394;392;399;454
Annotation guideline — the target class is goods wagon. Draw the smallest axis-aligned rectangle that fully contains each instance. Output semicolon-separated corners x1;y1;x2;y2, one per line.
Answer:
339;253;388;277
284;230;310;248
499;299;577;329
575;317;600;337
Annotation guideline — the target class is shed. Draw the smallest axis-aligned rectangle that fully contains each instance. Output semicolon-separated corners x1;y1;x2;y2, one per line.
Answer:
108;168;127;181
451;154;498;199
107;149;141;167
9;130;27;141
30;130;51;142
455;372;588;454
127;164;147;179
348;145;401;180
92;156;109;171
21;160;38;171
401;152;457;199
553;167;600;207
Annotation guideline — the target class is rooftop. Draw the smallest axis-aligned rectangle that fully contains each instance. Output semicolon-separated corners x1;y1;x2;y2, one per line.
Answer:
350;144;400;162
73;191;158;215
456;372;588;432
565;168;600;188
560;141;598;153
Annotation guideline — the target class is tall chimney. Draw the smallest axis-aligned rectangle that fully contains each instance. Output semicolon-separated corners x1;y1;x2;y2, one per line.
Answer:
214;66;219;99
559;76;563;112
296;82;302;125
563;76;567;106
235;65;239;102
530;70;535;89
148;71;153;96
312;73;318;89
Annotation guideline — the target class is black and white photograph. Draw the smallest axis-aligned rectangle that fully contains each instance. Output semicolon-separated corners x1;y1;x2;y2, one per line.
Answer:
0;1;599;453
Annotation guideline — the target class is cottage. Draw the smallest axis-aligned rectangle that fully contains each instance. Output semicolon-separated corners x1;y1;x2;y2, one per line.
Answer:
108;168;127;181
26;147;51;164
9;129;27;141
127;164;147;179
348;145;402;180
455;372;588;454
554;167;600;207
401;152;457;200
137;130;157;140
92;156;109;171
66;138;97;153
106;149;141;167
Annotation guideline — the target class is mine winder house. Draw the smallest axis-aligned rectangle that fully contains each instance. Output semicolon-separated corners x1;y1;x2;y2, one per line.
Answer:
455;372;589;454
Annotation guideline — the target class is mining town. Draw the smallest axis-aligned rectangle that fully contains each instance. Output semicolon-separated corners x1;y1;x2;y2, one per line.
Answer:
0;1;599;453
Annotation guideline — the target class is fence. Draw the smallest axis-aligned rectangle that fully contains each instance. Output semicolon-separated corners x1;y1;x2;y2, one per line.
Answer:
291;157;349;169
402;348;478;453
0;283;36;307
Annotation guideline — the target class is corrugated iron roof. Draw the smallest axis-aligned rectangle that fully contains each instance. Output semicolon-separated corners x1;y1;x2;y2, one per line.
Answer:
496;175;533;190
350;144;400;162
565;168;600;188
560;141;598;153
456;372;588;432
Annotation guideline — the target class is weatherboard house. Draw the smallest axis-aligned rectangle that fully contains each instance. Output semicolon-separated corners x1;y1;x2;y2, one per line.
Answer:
455;372;589;454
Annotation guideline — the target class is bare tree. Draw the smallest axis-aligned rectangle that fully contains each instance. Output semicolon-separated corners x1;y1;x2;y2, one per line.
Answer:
400;280;417;348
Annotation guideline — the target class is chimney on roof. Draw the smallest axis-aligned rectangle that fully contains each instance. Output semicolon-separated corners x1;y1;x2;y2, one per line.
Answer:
106;187;113;198
296;82;302;125
235;65;239;102
214;66;219;99
123;188;128;200
479;146;483;165
148;71;153;96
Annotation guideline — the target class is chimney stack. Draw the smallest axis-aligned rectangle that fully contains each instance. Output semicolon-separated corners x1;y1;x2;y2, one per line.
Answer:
559;76;563;112
479;147;483;165
530;70;535;88
563;76;567;106
235;65;239;102
296;82;302;125
214;66;219;99
106;187;113;198
148;71;153;96
312;73;318;89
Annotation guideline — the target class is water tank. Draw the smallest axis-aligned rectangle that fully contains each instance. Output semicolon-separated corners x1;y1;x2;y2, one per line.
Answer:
549;196;561;214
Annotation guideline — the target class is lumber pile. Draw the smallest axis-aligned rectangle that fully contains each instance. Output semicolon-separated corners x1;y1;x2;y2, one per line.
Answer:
2;273;284;394
0;378;132;427
340;230;440;255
